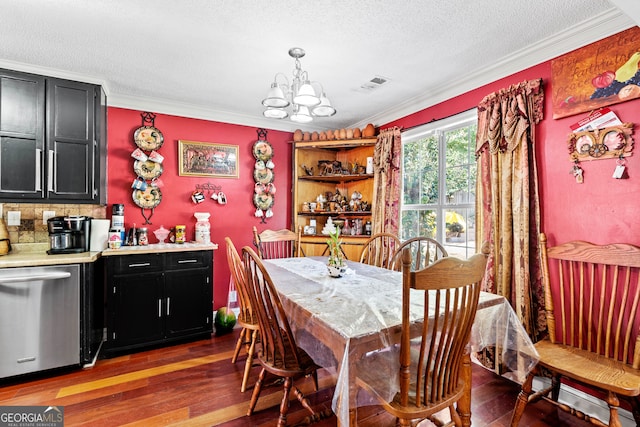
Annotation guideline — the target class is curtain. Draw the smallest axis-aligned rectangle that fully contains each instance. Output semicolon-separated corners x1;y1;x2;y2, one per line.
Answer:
475;79;545;339
372;127;402;236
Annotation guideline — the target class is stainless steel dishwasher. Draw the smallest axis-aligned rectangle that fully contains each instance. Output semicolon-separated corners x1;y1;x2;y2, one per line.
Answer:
0;264;80;379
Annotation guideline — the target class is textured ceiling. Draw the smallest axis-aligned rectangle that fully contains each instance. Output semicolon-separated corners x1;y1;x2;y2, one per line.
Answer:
0;1;637;132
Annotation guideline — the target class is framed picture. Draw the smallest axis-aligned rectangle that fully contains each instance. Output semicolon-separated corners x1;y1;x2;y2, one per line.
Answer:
178;140;239;178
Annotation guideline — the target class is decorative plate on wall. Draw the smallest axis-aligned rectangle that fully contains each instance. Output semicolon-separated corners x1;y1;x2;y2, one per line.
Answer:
134;159;163;180
132;186;162;209
253;192;274;211
134;126;164;151
252;140;273;161
253;167;274;184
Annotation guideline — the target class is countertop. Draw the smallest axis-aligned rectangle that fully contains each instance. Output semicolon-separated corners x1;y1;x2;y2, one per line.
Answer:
0;242;218;268
0;243;101;268
101;242;218;256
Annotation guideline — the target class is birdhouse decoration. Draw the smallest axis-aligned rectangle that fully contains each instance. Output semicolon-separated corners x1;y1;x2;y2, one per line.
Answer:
252;129;275;223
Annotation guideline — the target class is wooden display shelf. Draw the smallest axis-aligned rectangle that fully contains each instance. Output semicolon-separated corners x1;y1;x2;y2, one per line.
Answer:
298;211;371;216
292;138;377;149
298;174;373;183
293;137;376;243
299;234;370;260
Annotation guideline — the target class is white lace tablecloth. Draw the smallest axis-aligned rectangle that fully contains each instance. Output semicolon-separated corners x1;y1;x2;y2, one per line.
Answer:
262;256;538;425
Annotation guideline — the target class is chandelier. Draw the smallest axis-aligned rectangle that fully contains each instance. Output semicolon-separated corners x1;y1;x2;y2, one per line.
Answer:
262;47;336;123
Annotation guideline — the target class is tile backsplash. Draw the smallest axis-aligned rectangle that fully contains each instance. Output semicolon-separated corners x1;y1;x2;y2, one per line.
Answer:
0;203;107;244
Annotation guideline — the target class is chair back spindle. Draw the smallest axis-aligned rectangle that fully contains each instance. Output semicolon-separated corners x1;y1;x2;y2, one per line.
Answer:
253;226;303;259
226;237;253;323
359;232;401;269
541;233;640;367
391;236;448;271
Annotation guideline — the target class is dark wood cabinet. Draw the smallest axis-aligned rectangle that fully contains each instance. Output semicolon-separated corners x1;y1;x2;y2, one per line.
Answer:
0;70;45;198
104;250;213;356
0;68;107;203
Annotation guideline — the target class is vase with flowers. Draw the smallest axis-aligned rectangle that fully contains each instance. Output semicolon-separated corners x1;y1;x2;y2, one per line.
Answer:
326;228;346;277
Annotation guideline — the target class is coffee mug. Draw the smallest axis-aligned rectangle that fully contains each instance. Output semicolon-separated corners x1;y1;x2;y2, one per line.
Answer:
191;190;205;204
131;177;148;191
148;150;164;163
131;148;148;162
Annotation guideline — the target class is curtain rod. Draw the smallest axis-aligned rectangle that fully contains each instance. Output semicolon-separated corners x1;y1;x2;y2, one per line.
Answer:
397;106;476;132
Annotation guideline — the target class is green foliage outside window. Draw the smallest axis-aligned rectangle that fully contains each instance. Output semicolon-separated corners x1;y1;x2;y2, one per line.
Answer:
401;117;477;257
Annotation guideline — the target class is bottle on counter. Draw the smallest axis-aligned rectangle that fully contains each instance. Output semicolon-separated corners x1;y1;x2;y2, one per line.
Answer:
175;225;186;244
126;224;137;246
137;227;148;246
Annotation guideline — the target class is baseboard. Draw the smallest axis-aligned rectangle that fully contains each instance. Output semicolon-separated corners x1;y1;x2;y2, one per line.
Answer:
532;377;634;426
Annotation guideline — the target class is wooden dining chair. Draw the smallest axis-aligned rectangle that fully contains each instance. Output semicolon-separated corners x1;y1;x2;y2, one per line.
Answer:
390;236;448;271
225;237;259;393
510;233;640;427
252;226;304;259
359;232;401;269
242;246;325;426
356;246;488;426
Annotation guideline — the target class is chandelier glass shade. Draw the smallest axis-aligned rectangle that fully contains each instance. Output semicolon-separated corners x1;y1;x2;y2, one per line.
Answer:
262;47;336;123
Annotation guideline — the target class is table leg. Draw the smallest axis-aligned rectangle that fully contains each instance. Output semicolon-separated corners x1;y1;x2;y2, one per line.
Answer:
458;352;472;427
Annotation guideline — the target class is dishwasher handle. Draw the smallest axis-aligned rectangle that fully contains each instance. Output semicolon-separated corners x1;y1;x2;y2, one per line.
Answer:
0;271;71;283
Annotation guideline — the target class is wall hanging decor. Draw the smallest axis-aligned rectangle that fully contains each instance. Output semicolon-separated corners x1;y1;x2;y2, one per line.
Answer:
567;123;634;184
252;128;275;223
567;123;634;161
178;140;239;178
131;112;164;224
190;182;227;206
552;26;640;119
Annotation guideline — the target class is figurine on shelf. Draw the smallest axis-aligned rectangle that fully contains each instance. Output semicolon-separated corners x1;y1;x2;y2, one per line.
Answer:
301;164;314;176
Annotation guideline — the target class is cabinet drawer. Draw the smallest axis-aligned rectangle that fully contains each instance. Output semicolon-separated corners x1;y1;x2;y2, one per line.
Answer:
109;253;163;274
165;250;212;270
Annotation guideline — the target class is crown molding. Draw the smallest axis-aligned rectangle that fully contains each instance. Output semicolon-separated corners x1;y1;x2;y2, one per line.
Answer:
0;58;110;96
109;93;331;133
356;8;636;129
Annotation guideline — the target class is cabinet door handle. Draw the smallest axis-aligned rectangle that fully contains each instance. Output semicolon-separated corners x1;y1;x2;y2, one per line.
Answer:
158;299;162;317
92;139;97;197
35;148;42;191
166;297;171;316
47;150;55;192
177;259;198;264
128;262;151;268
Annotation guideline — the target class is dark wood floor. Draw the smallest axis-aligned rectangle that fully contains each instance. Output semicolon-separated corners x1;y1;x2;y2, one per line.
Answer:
0;329;594;426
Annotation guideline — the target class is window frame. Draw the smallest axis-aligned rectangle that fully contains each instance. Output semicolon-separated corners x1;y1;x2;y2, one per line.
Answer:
400;109;477;258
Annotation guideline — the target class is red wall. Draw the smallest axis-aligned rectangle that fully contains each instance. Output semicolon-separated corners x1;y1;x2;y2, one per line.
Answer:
106;32;640;309
384;59;640;248
106;108;292;309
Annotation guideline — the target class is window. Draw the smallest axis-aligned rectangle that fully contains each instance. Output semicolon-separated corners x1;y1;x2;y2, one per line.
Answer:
400;109;477;259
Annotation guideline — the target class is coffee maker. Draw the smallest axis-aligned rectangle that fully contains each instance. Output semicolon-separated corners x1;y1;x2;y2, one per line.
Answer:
47;216;92;254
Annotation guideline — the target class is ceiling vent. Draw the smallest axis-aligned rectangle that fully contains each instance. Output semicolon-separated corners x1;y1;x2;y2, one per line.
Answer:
359;75;390;91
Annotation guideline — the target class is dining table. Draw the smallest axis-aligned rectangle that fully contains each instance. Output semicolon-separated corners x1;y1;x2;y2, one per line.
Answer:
261;256;539;426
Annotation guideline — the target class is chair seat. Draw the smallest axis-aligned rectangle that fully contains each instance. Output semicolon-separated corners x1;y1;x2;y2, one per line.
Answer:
358;369;465;420
535;339;640;397
258;336;318;378
237;311;259;330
